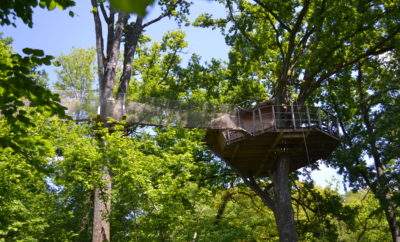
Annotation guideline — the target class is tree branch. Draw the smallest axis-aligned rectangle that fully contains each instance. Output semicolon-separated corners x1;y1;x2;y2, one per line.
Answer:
143;12;169;28
253;0;291;32
99;2;110;24
298;24;400;102
226;0;261;50
264;11;285;59
143;0;183;28
90;0;105;87
242;175;275;211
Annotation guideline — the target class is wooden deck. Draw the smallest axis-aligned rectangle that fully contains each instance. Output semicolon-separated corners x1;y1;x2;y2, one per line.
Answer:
205;104;340;176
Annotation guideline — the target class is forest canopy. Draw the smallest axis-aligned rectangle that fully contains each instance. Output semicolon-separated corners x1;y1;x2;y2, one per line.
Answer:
0;0;399;241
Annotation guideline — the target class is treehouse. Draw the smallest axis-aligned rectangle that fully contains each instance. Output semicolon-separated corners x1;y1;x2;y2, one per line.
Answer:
59;94;340;177
205;102;340;176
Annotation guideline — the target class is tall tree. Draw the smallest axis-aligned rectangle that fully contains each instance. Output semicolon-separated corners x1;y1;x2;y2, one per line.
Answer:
89;1;191;240
195;0;400;240
54;48;97;119
318;55;400;241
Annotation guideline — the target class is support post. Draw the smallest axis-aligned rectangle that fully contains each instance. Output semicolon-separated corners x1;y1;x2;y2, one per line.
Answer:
336;117;340;136
317;109;322;129
306;106;311;128
272;105;277;130
258;108;263;130
290;104;296;129
252;109;256;134
237;109;241;128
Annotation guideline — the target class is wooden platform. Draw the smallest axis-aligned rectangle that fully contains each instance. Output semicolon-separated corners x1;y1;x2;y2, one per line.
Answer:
205;127;339;177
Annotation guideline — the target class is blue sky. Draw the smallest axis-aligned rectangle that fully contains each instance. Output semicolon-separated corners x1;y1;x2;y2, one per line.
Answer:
2;0;228;81
2;0;344;192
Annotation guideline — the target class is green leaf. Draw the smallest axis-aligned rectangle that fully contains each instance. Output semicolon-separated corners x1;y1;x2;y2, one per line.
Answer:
110;0;156;16
22;48;44;57
48;1;57;10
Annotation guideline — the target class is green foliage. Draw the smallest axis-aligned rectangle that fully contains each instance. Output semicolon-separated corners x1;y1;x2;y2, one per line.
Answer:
0;0;75;27
54;48;97;118
0;37;65;150
292;182;357;241
130;31;267;107
110;0;155;16
317;55;400;195
339;191;391;241
55;48;96;95
196;0;400;102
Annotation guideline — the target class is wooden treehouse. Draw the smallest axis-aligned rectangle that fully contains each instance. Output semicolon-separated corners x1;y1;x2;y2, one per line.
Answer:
205;102;340;176
60;95;340;177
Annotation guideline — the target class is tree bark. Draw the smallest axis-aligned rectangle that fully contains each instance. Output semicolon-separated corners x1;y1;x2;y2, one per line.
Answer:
91;2;128;240
118;16;143;97
92;169;112;242
272;156;298;242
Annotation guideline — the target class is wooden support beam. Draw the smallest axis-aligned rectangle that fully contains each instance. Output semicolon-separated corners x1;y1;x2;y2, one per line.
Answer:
254;132;283;177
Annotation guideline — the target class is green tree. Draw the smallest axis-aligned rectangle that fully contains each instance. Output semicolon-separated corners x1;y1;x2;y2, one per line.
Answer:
318;55;400;241
194;1;400;240
54;48;97;119
55;48;96;99
339;190;391;241
89;1;192;239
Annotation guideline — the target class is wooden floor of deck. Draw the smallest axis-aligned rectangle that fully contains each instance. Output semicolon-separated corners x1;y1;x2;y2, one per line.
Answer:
205;128;339;177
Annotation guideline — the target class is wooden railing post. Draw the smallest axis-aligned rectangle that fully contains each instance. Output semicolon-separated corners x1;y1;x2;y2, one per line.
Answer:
252;109;256;134
272;105;276;130
258;108;263;130
236;109;241;128
291;104;296;129
317;108;322;129
327;117;331;133
336;117;340;136
306;105;311;128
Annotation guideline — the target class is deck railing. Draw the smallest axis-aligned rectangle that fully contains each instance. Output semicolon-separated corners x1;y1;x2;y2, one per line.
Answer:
224;105;340;144
57;94;340;140
272;105;339;135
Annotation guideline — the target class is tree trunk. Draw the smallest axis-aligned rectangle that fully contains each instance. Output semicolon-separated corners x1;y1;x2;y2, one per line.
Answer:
117;16;143;106
272;156;298;242
384;205;400;242
92;169;112;242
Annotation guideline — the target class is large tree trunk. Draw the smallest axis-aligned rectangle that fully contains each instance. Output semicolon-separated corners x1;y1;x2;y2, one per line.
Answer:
374;156;400;242
92;169;112;242
384;205;400;242
91;1;128;240
272;156;298;242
